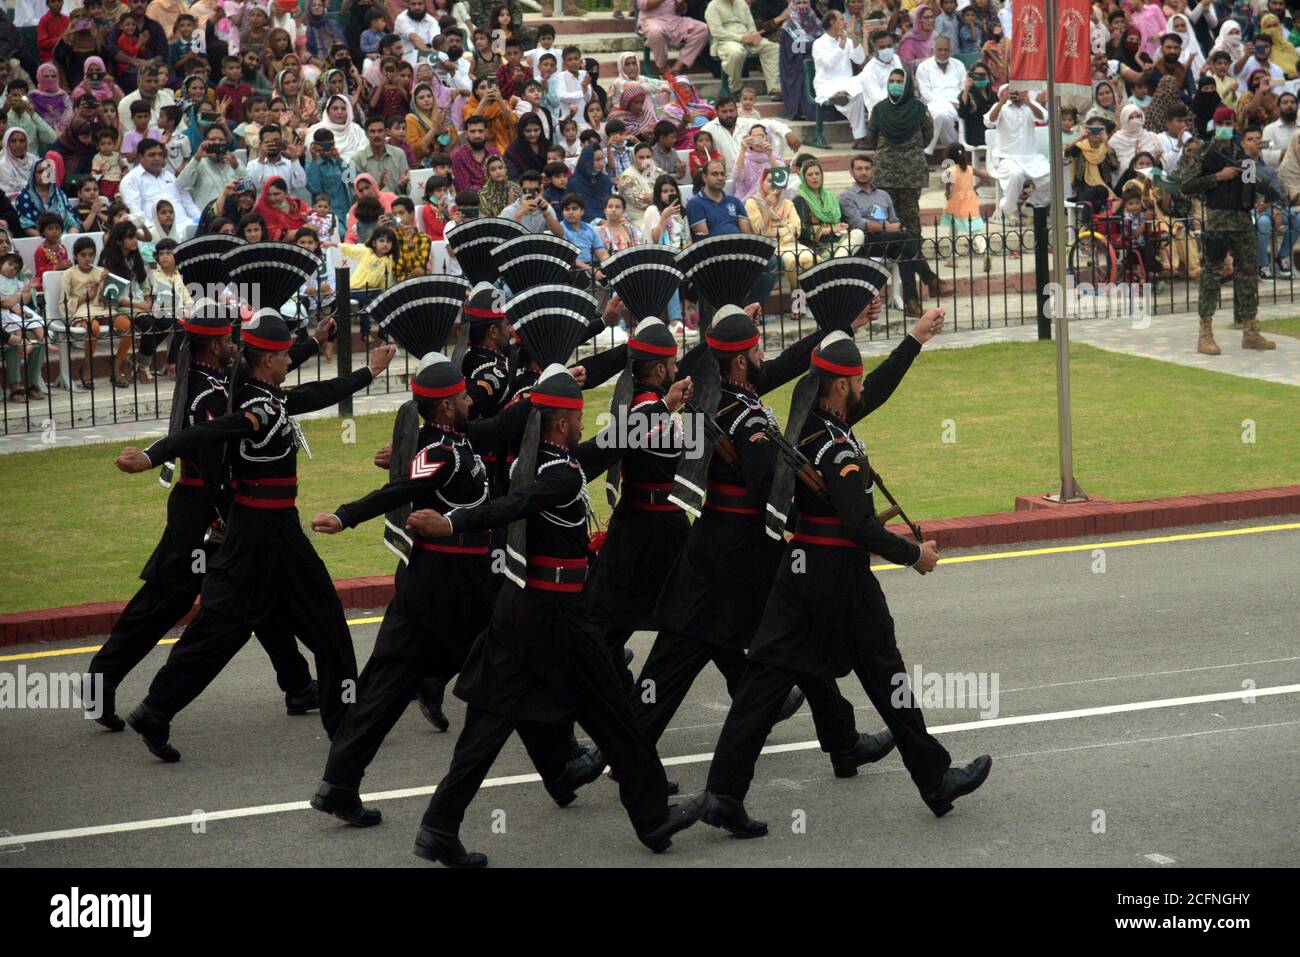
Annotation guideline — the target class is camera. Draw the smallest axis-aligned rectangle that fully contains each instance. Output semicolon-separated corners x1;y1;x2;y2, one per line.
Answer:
523;187;538;199
206;142;227;156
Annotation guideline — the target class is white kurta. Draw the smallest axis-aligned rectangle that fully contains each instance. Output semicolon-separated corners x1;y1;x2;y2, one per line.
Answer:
860;56;897;113
986;99;1050;179
915;56;966;119
811;33;866;103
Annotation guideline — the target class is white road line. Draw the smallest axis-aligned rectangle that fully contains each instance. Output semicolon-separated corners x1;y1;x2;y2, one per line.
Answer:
3;683;1297;850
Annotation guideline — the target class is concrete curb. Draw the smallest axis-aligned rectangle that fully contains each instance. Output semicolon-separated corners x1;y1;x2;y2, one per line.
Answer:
3;485;1298;648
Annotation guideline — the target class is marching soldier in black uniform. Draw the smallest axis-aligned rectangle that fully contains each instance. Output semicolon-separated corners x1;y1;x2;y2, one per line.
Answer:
113;314;396;761
308;356;597;824
461;282;513;419
403;367;705;867
700;321;993;838
632;306;885;774
87;308;325;731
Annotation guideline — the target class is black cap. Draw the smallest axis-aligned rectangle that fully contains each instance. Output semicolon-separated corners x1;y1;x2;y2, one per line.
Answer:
411;352;466;399
628;318;678;360
530;363;583;410
464;281;505;326
811;331;863;378
181;301;237;338
706;305;760;354
240;310;293;351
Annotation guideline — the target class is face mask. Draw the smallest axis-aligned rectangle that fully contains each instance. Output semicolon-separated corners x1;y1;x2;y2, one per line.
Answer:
887;82;904;97
1214;126;1234;140
1132;95;1150;108
973;77;989;89
878;48;895;63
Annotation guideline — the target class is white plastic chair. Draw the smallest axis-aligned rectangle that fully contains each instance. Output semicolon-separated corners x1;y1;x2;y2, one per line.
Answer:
40;270;90;391
15;231;105;277
408;167;436;199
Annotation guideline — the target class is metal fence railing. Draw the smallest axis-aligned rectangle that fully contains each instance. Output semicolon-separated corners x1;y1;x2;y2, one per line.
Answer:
5;205;1297;436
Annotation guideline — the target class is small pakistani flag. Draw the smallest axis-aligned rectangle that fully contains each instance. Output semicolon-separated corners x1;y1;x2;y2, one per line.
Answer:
100;272;132;307
769;166;791;190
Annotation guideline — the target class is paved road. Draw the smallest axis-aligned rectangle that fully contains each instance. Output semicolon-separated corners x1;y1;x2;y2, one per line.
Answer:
1;519;1297;868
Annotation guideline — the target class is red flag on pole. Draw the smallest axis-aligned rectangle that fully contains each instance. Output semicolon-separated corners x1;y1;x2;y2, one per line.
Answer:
1010;0;1092;96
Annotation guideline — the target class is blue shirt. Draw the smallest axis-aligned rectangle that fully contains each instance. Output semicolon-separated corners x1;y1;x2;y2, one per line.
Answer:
687;190;748;236
561;220;606;264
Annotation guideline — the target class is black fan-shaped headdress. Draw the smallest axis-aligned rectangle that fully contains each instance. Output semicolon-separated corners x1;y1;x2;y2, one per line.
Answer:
675;234;776;314
223;242;324;311
174;234;245;290
797;257;891;333
506;284;598;368
369;275;471;355
445;216;527;284
492;234;580;291
601;244;683;322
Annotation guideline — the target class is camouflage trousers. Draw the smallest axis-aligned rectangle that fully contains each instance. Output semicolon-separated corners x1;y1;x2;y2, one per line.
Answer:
1198;226;1257;323
890;188;923;237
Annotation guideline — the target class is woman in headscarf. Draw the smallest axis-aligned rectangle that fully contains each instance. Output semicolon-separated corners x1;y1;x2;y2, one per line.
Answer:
957;61;997;148
780;0;824;121
569;143;613;223
1259;13;1300;77
504;112;549;181
406;83;450;167
607;51;670;106
15;159;80;235
1167;13;1207;80
607;84;659;143
1191;72;1223;138
72;56;124;105
1092;78;1123;125
864;68;932;238
30;65;74;133
52;118;97;179
478;156;520;218
345;173;395;229
304;0;346;63
1236;70;1280;132
1109;102;1160;171
239;5;273;52
253;176;310;240
1126;0;1169;60
1063;109;1119;214
1144;73;1182;133
54;15;103;87
0;129;37;200
899;3;937;71
463;76;518;156
274;68;316;122
1210;19;1245;63
745;166;813;282
660;75;714;147
731;123;783;202
792;159;856;260
615;142;663;224
308;94;368;158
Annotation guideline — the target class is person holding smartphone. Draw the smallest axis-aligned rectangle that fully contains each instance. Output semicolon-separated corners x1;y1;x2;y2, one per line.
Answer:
499;169;565;237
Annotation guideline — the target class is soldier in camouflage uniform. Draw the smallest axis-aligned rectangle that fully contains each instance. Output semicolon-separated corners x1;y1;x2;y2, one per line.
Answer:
1178;109;1278;353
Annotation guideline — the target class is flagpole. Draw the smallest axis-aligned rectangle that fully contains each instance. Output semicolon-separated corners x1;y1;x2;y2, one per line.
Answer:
1044;1;1087;503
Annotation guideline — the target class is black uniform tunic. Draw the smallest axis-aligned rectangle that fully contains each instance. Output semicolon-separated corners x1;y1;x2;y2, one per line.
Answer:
463;344;509;420
652;330;821;648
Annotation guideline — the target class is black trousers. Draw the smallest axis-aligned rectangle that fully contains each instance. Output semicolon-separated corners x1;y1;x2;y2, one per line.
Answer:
603;628;634;694
143;578;357;737
631;628;859;754
707;655;952;800
90;580;311;712
423;635;670;837
858;230;933;301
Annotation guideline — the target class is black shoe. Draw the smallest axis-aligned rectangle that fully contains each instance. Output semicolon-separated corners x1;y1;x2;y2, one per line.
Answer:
776;687;805;723
92;712;126;732
922;754;993;818
311;782;382;827
413;825;487;867
700;791;767;838
285;679;320;716
637;792;707;853
125;704;180;763
417;688;450;732
830;729;896;778
545;747;607;807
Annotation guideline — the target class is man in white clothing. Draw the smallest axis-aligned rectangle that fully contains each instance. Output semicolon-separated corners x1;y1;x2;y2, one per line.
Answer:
394;0;439;68
1262;92;1298;166
860;30;899;115
985;85;1050;223
117;65;176;130
548;46;591;125
914;36;966;156
812;11;868;148
121;139;201;222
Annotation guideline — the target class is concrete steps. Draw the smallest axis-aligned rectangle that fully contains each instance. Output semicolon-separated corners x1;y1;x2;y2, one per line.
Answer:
525;13;638;35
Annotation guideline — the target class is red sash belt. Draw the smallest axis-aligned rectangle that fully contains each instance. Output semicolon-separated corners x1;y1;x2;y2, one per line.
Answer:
177;459;204;487
526;555;588;592
704;480;758;515
790;513;863;549
233;476;298;509
413;530;492;555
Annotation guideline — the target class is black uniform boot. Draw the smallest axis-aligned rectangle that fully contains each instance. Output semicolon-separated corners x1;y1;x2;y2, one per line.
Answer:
700;791;768;838
285;679;320;716
416;677;450;731
922;754;993;817
775;686;805;723
311;782;382;827
89;683;125;731
126;703;180;762
637;792;708;853
545;747;608;807
830;728;896;778
414;826;488;867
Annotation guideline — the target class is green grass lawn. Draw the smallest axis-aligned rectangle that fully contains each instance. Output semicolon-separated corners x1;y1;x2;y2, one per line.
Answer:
2;340;1296;614
1259;316;1300;339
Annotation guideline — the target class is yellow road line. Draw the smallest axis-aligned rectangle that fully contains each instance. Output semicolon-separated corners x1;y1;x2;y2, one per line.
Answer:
3;523;1296;663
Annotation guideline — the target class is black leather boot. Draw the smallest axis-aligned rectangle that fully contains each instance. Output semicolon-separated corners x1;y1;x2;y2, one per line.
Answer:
922;754;993;817
545;747;607;807
775;686;805;723
311;782;382;827
413;826;487;867
830;729;896;778
637;792;708;853
416;678;450;731
700;791;767;838
126;703;180;762
285;679;320;716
